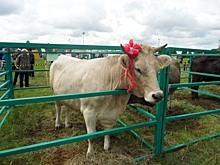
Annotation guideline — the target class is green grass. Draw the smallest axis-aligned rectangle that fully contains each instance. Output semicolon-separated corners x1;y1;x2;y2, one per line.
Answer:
0;58;220;165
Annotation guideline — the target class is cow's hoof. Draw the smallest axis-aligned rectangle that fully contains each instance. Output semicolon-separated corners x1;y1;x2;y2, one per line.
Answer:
86;152;94;159
55;125;61;130
192;96;199;100
168;106;173;111
104;148;111;153
65;123;72;128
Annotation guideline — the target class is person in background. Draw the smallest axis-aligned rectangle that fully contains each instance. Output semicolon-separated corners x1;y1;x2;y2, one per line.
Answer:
13;48;22;87
0;47;4;70
1;48;15;85
183;62;186;71
29;48;35;77
1;54;5;70
16;49;30;87
0;48;8;70
1;48;13;70
15;48;21;59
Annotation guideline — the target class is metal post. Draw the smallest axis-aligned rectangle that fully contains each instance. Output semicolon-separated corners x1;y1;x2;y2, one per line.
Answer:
218;39;220;48
188;56;193;83
154;48;170;155
4;48;14;99
82;32;85;45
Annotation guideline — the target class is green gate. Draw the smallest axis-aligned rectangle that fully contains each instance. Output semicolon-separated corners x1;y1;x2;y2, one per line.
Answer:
0;42;219;162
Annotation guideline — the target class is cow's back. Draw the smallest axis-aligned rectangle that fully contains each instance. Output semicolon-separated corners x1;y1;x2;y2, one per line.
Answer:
50;55;85;94
50;55;109;93
192;56;220;82
50;55;128;111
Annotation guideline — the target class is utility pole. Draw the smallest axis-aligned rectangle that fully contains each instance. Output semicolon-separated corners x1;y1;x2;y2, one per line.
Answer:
82;32;85;45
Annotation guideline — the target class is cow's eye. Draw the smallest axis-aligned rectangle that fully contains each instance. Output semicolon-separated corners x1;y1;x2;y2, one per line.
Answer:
135;68;142;74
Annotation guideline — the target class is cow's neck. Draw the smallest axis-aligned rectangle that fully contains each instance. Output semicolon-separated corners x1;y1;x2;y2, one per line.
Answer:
105;56;135;94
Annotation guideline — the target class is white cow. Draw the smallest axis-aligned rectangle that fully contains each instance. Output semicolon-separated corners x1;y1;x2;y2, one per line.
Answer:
50;43;172;157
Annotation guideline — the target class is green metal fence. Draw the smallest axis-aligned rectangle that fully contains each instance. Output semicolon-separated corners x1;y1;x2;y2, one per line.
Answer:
0;42;219;162
157;47;220;156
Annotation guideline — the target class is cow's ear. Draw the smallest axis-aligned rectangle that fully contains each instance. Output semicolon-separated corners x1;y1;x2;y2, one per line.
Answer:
119;55;129;70
156;55;172;69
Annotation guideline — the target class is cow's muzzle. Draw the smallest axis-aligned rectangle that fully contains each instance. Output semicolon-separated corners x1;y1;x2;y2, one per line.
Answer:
144;91;164;103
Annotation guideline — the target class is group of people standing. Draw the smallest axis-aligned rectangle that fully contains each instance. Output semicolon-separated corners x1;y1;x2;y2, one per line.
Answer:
0;48;35;88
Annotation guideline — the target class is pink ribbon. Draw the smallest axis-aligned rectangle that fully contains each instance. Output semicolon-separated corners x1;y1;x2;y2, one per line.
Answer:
121;39;142;93
122;39;142;59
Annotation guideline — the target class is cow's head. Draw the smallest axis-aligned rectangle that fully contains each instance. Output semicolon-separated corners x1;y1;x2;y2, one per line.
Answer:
119;42;171;104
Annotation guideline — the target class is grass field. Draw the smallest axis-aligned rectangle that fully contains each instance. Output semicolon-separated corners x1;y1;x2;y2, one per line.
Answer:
0;58;220;165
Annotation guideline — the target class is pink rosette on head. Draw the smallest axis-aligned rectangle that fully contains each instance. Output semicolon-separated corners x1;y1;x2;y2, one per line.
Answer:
120;39;142;93
122;39;142;59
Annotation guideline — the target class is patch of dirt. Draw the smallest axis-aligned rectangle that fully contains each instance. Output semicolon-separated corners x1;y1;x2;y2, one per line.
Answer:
47;147;75;165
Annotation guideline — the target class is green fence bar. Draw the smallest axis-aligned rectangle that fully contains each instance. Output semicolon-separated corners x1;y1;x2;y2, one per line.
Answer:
181;87;220;99
0;90;128;106
133;154;155;162
13;86;50;90
0;70;9;77
0;106;7;115
117;119;154;150
170;81;220;88
171;54;220;57
0;89;11;100
0;80;10;89
180;76;189;79
188;56;193;83
167;47;219;53
164;132;220;153
128;104;156;120
166;108;220;122
0;86;50;91
65;51;123;54
0;120;156;157
13;69;50;72
182;71;220;78
154;66;170;155
0;106;12;128
4;50;14;99
0;42;122;50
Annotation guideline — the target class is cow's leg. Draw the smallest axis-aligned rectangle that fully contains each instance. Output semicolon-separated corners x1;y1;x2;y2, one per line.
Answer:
191;75;202;100
83;109;97;157
65;106;71;128
55;102;61;129
191;86;199;100
103;128;111;151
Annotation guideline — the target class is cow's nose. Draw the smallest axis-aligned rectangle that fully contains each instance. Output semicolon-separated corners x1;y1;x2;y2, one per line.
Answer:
144;91;164;103
152;91;164;102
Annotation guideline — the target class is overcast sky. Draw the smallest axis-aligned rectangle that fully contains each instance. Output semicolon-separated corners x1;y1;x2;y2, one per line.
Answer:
0;0;219;49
